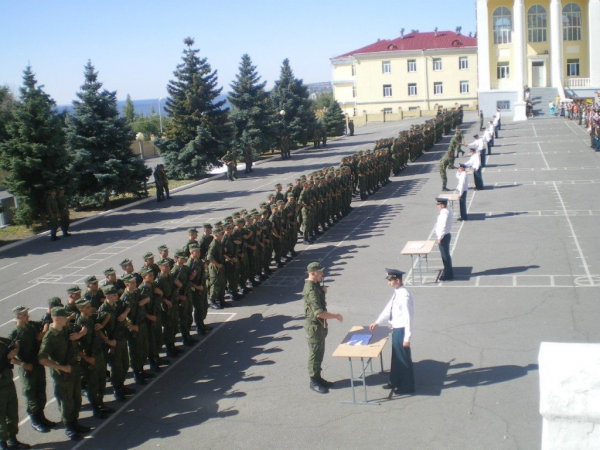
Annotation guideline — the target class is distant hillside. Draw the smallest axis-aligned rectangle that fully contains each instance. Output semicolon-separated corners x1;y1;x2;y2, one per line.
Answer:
307;82;332;95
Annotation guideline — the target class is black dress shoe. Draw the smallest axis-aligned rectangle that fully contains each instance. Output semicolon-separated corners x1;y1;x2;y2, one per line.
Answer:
72;421;91;433
382;383;394;390
318;377;334;387
64;427;82;441
40;414;58;428
203;325;214;331
30;419;49;433
7;438;31;449
309;380;328;394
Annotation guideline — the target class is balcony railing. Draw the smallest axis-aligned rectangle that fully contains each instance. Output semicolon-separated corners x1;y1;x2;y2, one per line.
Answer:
332;79;354;86
566;78;590;88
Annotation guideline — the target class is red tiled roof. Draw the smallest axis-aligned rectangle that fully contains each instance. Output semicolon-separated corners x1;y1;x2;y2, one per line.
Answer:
334;31;477;59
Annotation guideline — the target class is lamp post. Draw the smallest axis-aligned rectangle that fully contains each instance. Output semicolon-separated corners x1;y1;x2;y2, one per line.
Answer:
279;109;288;160
158;98;163;135
136;132;145;160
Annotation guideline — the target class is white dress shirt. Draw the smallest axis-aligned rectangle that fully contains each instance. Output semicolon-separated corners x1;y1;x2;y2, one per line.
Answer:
375;285;413;342
467;137;484;152
483;128;492;143
493;116;499;127
455;170;468;194
465;151;481;170
435;207;453;240
496;110;501;120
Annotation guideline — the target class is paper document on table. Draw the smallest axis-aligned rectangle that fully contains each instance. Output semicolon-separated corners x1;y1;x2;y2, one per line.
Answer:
347;334;372;346
408;243;425;249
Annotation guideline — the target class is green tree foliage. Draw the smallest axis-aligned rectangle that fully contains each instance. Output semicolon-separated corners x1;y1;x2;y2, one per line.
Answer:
270;59;314;147
65;61;151;208
0;85;16;143
310;92;334;112
228;54;275;157
155;37;229;179
131;114;170;139
322;100;346;137
0;67;69;226
123;94;135;122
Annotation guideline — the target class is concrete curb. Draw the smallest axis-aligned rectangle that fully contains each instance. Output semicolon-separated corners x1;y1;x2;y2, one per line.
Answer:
0;136;347;254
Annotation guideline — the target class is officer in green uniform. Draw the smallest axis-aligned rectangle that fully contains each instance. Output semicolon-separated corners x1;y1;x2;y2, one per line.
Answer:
83;275;104;311
207;226;228;309
183;228;200;258
0;334;30;449
45;188;60;241
156;258;184;357
302;262;343;394
38;307;90;441
57;187;71;237
9;306;56;433
98;285;135;402
172;250;197;346
137;268;167;372
439;148;456;191
157;245;175;269
186;244;209;334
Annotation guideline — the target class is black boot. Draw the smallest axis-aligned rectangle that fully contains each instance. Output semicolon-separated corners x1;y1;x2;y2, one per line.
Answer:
99;401;115;414
209;300;223;310
39;412;58;428
134;371;147;385
120;385;136;395
149;360;162;372
166;345;180;358
114;389;127;402
30;414;49;433
142;370;155;380
183;334;198;346
72;420;91;433
6;437;31;449
158;357;170;366
92;404;107;419
309;377;328;394
65;423;82;441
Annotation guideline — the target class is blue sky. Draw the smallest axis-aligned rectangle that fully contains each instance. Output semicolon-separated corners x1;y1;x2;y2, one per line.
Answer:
0;0;477;105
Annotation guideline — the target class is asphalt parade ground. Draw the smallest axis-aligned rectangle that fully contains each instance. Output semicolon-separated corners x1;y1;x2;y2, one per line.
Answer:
0;111;598;450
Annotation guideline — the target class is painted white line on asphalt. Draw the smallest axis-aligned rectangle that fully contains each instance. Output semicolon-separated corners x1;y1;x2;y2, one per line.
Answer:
0;284;38;304
552;181;593;284
0;262;18;271
70;311;237;450
537;142;550;170
532;123;538;138
0;307;45;329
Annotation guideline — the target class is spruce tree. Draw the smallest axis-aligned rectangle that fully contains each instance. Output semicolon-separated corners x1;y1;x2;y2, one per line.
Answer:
322;100;346;136
228;54;275;157
156;37;229;179
0;85;16;143
123;94;135;122
270;59;314;147
65;61;150;208
0;66;69;226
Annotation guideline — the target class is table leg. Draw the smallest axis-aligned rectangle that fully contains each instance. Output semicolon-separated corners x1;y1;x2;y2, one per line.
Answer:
348;358;355;404
361;358;368;402
379;352;385;373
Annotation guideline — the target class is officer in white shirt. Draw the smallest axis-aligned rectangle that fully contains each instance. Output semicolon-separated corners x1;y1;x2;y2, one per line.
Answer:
455;164;468;221
466;133;486;168
483;126;493;156
488;121;495;147
493;115;500;138
369;268;414;395
496;108;502;130
435;197;454;281
465;147;484;190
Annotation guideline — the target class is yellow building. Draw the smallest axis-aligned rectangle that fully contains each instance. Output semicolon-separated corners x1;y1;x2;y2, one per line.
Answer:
477;0;600;120
331;30;478;118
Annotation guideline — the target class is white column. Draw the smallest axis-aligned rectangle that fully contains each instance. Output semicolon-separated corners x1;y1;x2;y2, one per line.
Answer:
589;0;600;87
476;0;491;91
550;0;563;89
512;0;527;120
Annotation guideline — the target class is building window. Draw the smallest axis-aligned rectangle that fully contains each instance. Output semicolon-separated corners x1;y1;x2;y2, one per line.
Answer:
460;81;469;94
563;3;582;41
407;60;417;72
497;62;510;79
497;100;511;110
382;61;391;74
408;83;417;96
351;65;356;76
383;108;393;114
493;7;512;44
567;59;580;76
433;82;443;95
383;85;392;97
352;86;356;98
528;5;547;42
433;58;442;71
459;57;468;70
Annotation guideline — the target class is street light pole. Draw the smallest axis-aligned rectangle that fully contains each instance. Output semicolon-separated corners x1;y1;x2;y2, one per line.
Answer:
279;109;287;160
158;97;163;135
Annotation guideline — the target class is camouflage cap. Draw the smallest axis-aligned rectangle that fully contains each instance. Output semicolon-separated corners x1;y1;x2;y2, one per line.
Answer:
122;274;136;283
75;298;91;310
119;258;132;268
174;249;187;258
101;285;118;296
287;183;293;187
276;200;285;205
259;202;267;208
286;192;294;198
156;258;171;267
189;243;200;251
12;305;28;315
84;275;98;284
213;226;224;234
103;268;116;276
245;214;253;220
143;252;154;260
51;307;69;318
157;244;168;252
235;218;245;225
214;221;223;227
224;216;233;223
48;297;63;308
188;227;198;234
306;262;325;273
202;223;213;229
66;285;81;295
139;267;153;276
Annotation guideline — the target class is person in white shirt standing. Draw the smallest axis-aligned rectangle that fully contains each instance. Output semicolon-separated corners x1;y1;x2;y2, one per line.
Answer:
493;114;500;138
483;125;493;156
465;147;484;190
369;268;414;395
435;197;454;281
455;164;468;221
496;108;502;130
466;133;486;168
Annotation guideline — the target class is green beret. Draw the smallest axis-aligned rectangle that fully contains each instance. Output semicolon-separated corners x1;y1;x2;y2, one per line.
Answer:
12;305;28;315
306;262;325;272
122;274;136;283
156;258;170;267
75;298;91;310
51;307;69;318
101;285;118;296
202;223;213;229
143;252;154;260
84;275;98;284
66;286;81;294
48;297;63;308
103;268;116;276
119;258;132;268
188;227;198;234
157;244;168;252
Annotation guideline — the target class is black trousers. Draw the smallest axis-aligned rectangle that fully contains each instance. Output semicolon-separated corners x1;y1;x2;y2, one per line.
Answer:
438;233;454;280
390;328;415;394
459;191;467;220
